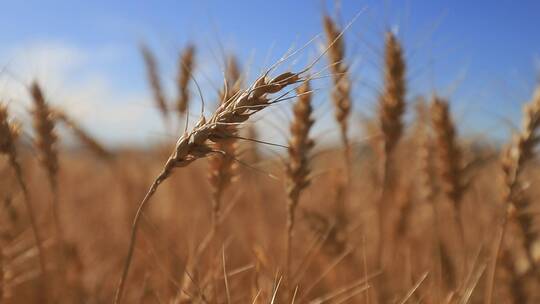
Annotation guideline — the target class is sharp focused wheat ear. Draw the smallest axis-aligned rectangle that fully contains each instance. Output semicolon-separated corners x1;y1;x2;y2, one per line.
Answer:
323;14;352;169
486;86;540;304
0;103;48;287
141;45;169;127
114;69;303;304
208;56;242;232
177;44;195;116
285;79;314;290
53;109;113;161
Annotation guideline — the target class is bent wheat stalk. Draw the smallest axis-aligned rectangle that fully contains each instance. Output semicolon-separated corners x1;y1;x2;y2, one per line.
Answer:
114;69;303;304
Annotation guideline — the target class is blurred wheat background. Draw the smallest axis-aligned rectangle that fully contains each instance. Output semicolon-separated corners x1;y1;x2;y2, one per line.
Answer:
0;1;540;303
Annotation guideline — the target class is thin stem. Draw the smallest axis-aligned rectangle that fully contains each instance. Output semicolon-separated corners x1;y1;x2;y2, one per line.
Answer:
114;163;172;304
484;217;507;304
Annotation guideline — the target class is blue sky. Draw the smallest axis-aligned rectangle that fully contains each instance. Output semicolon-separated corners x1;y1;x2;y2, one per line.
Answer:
0;1;538;145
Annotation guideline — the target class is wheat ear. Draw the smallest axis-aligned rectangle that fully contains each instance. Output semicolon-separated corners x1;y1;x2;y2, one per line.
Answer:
375;31;406;269
30;82;67;248
430;96;467;286
114;69;303;304
285;79;314;289
176;44;195;117
208;56;242;232
485;86;540;304
141;45;169;128
323;14;352;174
0;103;48;288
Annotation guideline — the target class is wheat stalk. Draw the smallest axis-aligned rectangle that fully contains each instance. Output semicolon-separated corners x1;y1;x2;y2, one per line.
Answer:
284;79;314;289
177;45;195;117
0;103;48;290
114;69;304;304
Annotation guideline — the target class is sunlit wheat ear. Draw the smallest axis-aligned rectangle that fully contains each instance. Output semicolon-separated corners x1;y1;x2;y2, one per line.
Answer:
141;45;169;125
208;56;242;231
53;109;113;161
0;103;48;287
323;14;352;166
285;79;314;288
177;44;195;116
114;69;304;304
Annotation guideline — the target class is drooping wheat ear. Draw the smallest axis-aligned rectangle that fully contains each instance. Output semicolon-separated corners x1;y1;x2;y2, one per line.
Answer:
430;96;467;283
208;56;242;231
114;69;303;304
53;109;113;161
323;15;352;168
141;45;169;126
176;44;195;116
0;103;48;286
485;86;540;304
285;79;314;287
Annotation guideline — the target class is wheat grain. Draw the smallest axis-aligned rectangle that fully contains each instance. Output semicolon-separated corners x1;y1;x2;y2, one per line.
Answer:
177;45;195;116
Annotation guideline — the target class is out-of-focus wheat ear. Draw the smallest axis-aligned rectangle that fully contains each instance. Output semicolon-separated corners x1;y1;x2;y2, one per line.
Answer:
486;86;540;304
30;81;67;290
141;45;169;128
377;31;406;190
430;95;467;286
53;109;114;161
284;79;314;291
323;14;352;175
176;44;195;117
0;103;49;290
31;81;59;190
243;124;261;165
374;31;407;275
208;57;242;232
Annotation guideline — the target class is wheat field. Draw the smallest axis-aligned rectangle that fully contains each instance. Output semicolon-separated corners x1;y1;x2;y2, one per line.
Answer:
0;7;539;304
